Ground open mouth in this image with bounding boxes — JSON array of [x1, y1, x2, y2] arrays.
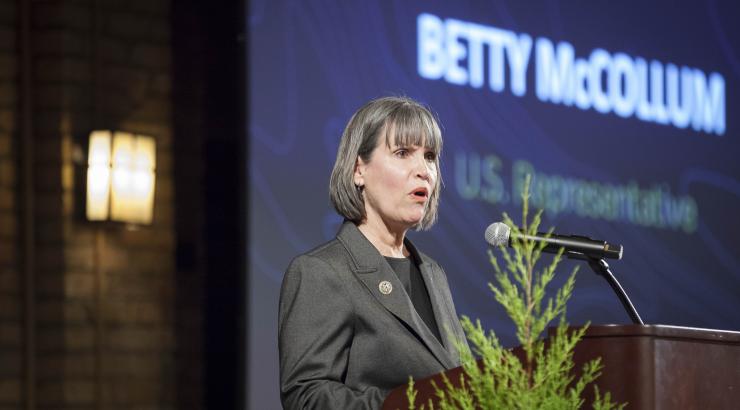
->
[[411, 188, 429, 199]]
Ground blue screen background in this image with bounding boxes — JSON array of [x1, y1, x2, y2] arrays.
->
[[248, 1, 740, 407]]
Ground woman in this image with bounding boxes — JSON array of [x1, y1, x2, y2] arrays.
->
[[278, 96, 468, 409]]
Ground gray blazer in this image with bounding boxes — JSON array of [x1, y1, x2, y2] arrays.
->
[[278, 221, 468, 409]]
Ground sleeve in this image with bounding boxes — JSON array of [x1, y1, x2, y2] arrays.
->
[[278, 254, 385, 410]]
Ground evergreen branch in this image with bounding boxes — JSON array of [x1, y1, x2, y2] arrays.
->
[[406, 174, 623, 410], [406, 377, 417, 410]]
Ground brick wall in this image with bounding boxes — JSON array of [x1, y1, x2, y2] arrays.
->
[[0, 0, 21, 406], [0, 0, 205, 408]]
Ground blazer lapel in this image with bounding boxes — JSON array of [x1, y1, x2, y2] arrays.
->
[[337, 222, 456, 369], [417, 261, 462, 366]]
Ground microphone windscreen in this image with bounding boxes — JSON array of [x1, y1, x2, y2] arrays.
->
[[485, 222, 510, 246]]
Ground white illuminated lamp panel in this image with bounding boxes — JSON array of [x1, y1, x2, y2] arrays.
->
[[86, 130, 156, 225], [130, 134, 156, 225], [110, 132, 156, 225], [86, 130, 112, 221]]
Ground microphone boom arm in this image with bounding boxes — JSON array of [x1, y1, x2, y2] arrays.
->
[[581, 256, 644, 325]]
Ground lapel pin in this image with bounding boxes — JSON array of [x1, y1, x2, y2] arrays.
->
[[378, 280, 393, 295]]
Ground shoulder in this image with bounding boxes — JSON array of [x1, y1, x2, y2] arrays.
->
[[410, 245, 455, 289], [279, 238, 356, 320], [282, 237, 355, 289], [287, 237, 351, 273], [406, 239, 446, 274], [415, 249, 440, 268], [404, 234, 444, 274]]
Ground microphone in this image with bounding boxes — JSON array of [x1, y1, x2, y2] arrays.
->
[[485, 222, 623, 260]]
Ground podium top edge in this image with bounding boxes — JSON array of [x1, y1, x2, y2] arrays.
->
[[572, 324, 740, 342]]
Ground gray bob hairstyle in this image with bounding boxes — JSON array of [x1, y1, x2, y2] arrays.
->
[[329, 96, 443, 230]]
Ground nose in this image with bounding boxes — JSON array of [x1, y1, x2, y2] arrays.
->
[[414, 153, 432, 181]]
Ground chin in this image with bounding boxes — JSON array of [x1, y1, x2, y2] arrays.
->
[[403, 214, 425, 227]]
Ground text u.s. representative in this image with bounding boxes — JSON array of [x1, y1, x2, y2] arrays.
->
[[278, 96, 469, 409]]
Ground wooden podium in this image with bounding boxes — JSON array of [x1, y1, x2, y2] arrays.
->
[[382, 325, 740, 410]]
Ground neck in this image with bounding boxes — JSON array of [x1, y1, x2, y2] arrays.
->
[[357, 217, 408, 258]]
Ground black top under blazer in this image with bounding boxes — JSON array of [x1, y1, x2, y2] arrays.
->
[[278, 221, 469, 409]]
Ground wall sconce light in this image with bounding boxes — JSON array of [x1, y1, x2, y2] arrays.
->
[[86, 130, 156, 225]]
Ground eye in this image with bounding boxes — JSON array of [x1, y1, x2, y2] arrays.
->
[[424, 151, 437, 161], [394, 148, 409, 158]]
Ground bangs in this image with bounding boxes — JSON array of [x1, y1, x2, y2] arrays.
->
[[384, 104, 442, 154]]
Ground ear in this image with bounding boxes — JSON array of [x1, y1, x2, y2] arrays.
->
[[353, 156, 366, 187]]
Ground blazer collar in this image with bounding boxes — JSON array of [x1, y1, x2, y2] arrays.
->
[[336, 221, 457, 369]]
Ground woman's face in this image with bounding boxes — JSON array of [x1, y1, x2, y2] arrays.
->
[[354, 130, 438, 231]]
